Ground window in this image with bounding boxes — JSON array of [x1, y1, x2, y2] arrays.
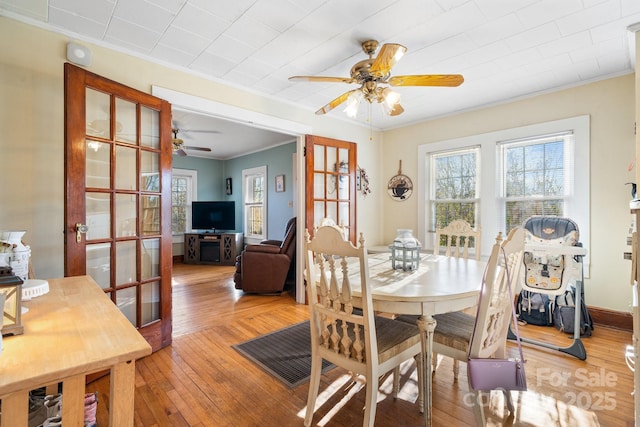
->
[[418, 116, 589, 271], [500, 132, 572, 231], [243, 166, 267, 240], [430, 147, 480, 230], [171, 169, 197, 242]]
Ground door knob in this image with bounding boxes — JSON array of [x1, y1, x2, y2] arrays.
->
[[76, 223, 89, 243]]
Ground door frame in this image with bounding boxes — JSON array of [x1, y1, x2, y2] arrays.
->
[[151, 87, 312, 303]]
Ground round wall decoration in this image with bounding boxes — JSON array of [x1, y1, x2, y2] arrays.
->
[[387, 160, 413, 201]]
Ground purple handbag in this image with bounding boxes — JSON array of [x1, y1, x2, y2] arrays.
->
[[468, 247, 527, 392]]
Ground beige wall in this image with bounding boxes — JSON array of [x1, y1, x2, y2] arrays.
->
[[382, 74, 636, 312], [0, 17, 383, 279], [1, 17, 636, 312]]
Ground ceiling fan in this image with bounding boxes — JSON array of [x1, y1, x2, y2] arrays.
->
[[172, 128, 213, 157], [288, 40, 464, 117]]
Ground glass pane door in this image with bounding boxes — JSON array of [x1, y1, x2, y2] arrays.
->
[[65, 63, 172, 352]]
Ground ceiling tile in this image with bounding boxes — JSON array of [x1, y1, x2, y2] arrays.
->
[[171, 3, 229, 40], [222, 13, 280, 49], [158, 25, 211, 56], [0, 0, 48, 21], [206, 34, 255, 63], [105, 16, 161, 52], [48, 7, 108, 39], [113, 0, 175, 34], [555, 1, 621, 36], [50, 0, 115, 25]]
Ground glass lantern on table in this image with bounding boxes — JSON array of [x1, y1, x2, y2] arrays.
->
[[389, 229, 421, 271]]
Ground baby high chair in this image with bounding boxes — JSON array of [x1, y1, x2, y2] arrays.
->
[[508, 215, 589, 360]]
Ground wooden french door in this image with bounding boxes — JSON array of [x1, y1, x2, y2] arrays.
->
[[64, 63, 173, 352], [305, 135, 357, 243]]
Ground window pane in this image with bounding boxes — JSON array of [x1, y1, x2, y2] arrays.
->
[[247, 205, 263, 235], [431, 148, 479, 230], [503, 136, 567, 232], [140, 106, 160, 149], [115, 97, 136, 143], [142, 238, 160, 280]]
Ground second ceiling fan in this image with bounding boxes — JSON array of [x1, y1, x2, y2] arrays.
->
[[289, 40, 464, 117], [172, 128, 213, 157]]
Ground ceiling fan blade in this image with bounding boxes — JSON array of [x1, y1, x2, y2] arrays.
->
[[174, 148, 187, 157], [388, 74, 464, 87], [315, 90, 358, 115], [183, 146, 212, 152], [369, 43, 407, 77], [289, 76, 355, 84], [181, 129, 221, 134]]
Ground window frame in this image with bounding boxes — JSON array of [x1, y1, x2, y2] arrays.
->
[[429, 146, 481, 231], [171, 168, 197, 244], [418, 115, 590, 273], [242, 165, 267, 241]]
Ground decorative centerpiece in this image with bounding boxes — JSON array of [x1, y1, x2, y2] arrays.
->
[[389, 229, 421, 271], [0, 231, 31, 281]]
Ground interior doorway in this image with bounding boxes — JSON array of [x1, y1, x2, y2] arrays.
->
[[151, 86, 311, 303]]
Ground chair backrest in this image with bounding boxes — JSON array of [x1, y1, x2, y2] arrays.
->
[[468, 227, 525, 359], [521, 215, 582, 295], [434, 219, 481, 260], [280, 217, 297, 258], [523, 216, 579, 242], [304, 225, 376, 369]]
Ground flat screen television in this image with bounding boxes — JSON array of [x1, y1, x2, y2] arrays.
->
[[191, 201, 236, 232]]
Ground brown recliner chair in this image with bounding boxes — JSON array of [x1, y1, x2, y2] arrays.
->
[[233, 217, 296, 293]]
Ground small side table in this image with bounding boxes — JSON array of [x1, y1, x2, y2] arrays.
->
[[0, 275, 151, 427]]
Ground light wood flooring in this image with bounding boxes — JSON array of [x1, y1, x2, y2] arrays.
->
[[88, 263, 635, 426]]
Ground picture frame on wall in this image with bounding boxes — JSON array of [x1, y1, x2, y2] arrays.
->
[[226, 177, 232, 195], [275, 175, 285, 192]]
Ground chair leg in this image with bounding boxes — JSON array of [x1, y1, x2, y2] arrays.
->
[[467, 376, 487, 426], [304, 354, 323, 427], [363, 375, 378, 427], [453, 359, 459, 380], [392, 366, 400, 399], [470, 390, 487, 426], [503, 389, 515, 414], [432, 352, 438, 371], [416, 354, 425, 414]]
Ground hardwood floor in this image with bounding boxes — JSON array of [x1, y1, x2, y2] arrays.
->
[[88, 263, 635, 426]]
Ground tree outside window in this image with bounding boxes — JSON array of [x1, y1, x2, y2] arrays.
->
[[430, 148, 480, 248], [501, 134, 570, 232]]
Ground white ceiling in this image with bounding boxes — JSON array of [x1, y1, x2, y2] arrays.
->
[[2, 0, 640, 159]]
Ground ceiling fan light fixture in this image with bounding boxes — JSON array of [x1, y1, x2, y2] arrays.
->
[[343, 90, 363, 118], [382, 87, 401, 106]]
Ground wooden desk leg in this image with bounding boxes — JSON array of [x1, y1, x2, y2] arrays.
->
[[62, 374, 85, 426], [416, 315, 437, 427], [1, 390, 29, 427], [110, 360, 136, 427]]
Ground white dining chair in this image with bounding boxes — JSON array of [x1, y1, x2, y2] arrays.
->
[[303, 225, 424, 427], [435, 219, 481, 260], [432, 227, 526, 425]]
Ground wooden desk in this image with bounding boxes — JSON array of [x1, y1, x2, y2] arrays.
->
[[353, 253, 485, 427], [0, 275, 152, 427]]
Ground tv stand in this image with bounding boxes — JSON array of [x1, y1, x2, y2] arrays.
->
[[184, 232, 243, 265]]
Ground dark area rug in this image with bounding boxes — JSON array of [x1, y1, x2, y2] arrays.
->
[[232, 320, 335, 389]]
